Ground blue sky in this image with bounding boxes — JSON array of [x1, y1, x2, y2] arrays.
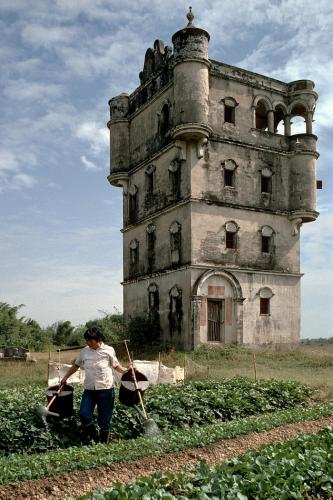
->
[[0, 0, 332, 338]]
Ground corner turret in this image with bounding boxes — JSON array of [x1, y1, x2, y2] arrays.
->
[[107, 93, 130, 187], [171, 7, 212, 140]]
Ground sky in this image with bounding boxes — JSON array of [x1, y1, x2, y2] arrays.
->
[[0, 0, 332, 338]]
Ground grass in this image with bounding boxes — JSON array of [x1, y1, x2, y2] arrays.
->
[[1, 344, 333, 398]]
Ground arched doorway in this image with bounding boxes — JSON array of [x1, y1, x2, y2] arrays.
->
[[191, 270, 244, 348]]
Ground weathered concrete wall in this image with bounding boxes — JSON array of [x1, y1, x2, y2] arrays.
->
[[189, 267, 301, 346], [124, 143, 189, 226], [191, 203, 300, 273], [123, 268, 192, 348], [129, 86, 174, 167], [123, 203, 191, 279], [240, 271, 301, 345], [191, 140, 290, 212]]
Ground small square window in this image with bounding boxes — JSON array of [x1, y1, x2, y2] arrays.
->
[[224, 105, 235, 124], [260, 297, 270, 315], [226, 231, 236, 249]]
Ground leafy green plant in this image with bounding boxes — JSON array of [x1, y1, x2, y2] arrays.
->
[[0, 378, 313, 456], [0, 402, 332, 485], [83, 427, 333, 499]]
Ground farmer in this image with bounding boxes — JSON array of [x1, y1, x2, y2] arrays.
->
[[60, 326, 127, 444]]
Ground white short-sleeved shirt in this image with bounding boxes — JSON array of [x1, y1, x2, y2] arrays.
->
[[75, 343, 119, 390]]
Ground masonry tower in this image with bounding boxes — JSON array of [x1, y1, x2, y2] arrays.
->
[[108, 9, 319, 349]]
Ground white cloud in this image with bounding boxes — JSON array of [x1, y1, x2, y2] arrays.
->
[[3, 79, 65, 102], [21, 24, 78, 48], [0, 148, 37, 191], [0, 149, 19, 172], [81, 155, 101, 171], [76, 122, 108, 155], [12, 173, 36, 189]]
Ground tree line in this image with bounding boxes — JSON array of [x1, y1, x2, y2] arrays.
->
[[0, 302, 161, 351]]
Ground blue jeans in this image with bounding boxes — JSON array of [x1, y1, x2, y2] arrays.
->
[[79, 388, 115, 432]]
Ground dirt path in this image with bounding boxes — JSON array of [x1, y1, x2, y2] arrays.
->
[[0, 416, 332, 500]]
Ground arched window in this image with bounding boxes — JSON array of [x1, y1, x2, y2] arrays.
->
[[290, 103, 307, 135], [148, 283, 159, 324], [274, 105, 286, 135], [258, 287, 274, 315], [169, 285, 182, 336], [129, 239, 139, 276], [222, 159, 237, 187], [145, 164, 156, 197], [169, 221, 181, 266], [222, 97, 238, 124], [169, 159, 181, 200], [255, 99, 269, 130], [159, 103, 170, 143], [225, 221, 238, 250], [260, 226, 274, 253], [260, 167, 273, 194], [146, 223, 156, 273], [128, 184, 138, 223]]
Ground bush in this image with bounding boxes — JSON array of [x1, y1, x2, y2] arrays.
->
[[126, 314, 161, 348]]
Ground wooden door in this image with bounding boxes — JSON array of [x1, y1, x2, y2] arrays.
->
[[207, 300, 225, 341]]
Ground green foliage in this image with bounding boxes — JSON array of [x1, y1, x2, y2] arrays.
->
[[0, 402, 332, 485], [302, 337, 333, 345], [0, 378, 313, 456], [85, 427, 333, 499], [86, 313, 125, 344], [0, 302, 52, 351], [51, 321, 75, 346], [126, 314, 161, 348]]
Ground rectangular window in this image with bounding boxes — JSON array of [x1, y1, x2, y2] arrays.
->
[[226, 231, 236, 249], [261, 235, 270, 253], [147, 172, 154, 196], [207, 300, 224, 341], [170, 169, 181, 200], [260, 297, 270, 315], [261, 175, 271, 193], [129, 193, 138, 223], [129, 247, 139, 276], [147, 232, 155, 273], [224, 105, 234, 124], [224, 169, 234, 187]]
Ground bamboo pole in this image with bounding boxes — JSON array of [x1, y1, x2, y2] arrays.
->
[[158, 352, 161, 383], [252, 352, 257, 382]]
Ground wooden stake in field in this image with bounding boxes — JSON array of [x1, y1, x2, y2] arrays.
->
[[252, 352, 257, 382]]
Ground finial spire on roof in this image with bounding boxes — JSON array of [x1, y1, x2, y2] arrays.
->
[[186, 6, 194, 27]]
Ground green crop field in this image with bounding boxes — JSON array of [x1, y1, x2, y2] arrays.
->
[[0, 344, 332, 497]]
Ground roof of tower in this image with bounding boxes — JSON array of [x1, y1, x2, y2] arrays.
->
[[186, 6, 195, 27], [172, 6, 210, 44]]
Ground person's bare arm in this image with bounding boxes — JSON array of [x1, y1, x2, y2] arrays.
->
[[114, 363, 127, 374], [60, 364, 80, 385]]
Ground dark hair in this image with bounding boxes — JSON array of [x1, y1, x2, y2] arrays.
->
[[84, 326, 104, 342]]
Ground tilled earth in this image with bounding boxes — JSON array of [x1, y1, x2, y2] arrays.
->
[[0, 416, 332, 500]]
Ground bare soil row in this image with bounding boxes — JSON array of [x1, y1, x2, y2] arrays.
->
[[0, 415, 332, 500]]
